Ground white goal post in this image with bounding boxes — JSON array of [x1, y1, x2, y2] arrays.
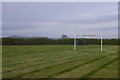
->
[[74, 24, 103, 52]]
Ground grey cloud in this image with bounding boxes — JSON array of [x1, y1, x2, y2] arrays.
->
[[2, 2, 118, 38]]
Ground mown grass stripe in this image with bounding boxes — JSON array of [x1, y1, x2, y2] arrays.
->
[[3, 45, 73, 64], [81, 57, 118, 78], [3, 51, 91, 74], [14, 55, 90, 77], [3, 50, 74, 66], [46, 53, 116, 78], [16, 53, 115, 78]]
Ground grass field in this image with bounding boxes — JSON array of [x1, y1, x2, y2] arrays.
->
[[2, 45, 118, 78]]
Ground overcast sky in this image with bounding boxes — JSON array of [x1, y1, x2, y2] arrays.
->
[[2, 2, 118, 38]]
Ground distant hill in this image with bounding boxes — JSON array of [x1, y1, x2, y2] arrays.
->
[[7, 35, 29, 38], [6, 35, 48, 38]]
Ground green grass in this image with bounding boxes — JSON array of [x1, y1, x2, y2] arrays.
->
[[2, 45, 118, 78]]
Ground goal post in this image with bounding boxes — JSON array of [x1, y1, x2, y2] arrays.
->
[[74, 24, 76, 51], [74, 36, 76, 51], [73, 24, 103, 52], [101, 24, 103, 52]]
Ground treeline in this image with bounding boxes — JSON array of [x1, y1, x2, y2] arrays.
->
[[2, 38, 73, 45], [2, 38, 119, 45]]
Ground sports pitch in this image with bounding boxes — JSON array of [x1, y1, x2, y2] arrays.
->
[[2, 45, 118, 78]]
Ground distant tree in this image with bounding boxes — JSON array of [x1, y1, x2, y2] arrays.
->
[[61, 34, 68, 39]]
